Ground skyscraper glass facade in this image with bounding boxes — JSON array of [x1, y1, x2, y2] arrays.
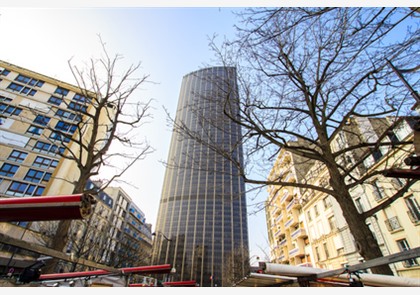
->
[[152, 67, 249, 287]]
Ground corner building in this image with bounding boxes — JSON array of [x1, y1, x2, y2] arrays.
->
[[152, 67, 249, 286]]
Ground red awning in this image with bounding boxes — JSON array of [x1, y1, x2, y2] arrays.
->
[[0, 194, 96, 222]]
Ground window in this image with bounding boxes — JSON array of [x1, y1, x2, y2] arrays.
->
[[315, 246, 321, 261], [372, 180, 386, 201], [54, 86, 69, 96], [33, 156, 58, 169], [307, 210, 312, 222], [323, 196, 332, 209], [27, 125, 44, 136], [0, 96, 12, 103], [33, 115, 51, 126], [68, 102, 87, 113], [370, 147, 383, 162], [387, 130, 399, 145], [7, 82, 23, 92], [0, 163, 19, 177], [73, 93, 89, 103], [24, 169, 51, 183], [50, 131, 71, 143], [48, 95, 63, 106], [0, 69, 10, 76], [7, 82, 37, 96], [55, 120, 77, 134], [55, 109, 81, 121], [405, 195, 420, 223], [0, 103, 22, 116], [328, 216, 337, 231], [397, 239, 418, 268], [15, 74, 44, 87], [323, 242, 330, 259], [355, 197, 364, 213], [314, 204, 319, 216], [8, 150, 28, 162], [33, 140, 64, 155], [6, 181, 45, 197]]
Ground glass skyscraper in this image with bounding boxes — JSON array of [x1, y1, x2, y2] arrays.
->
[[152, 67, 249, 287]]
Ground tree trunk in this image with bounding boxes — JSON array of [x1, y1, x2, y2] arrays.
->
[[42, 219, 72, 273], [43, 182, 86, 274], [328, 166, 394, 275]]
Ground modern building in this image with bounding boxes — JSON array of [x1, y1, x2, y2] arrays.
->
[[152, 67, 249, 287], [0, 60, 152, 276]]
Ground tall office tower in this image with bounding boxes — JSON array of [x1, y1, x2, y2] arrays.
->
[[152, 67, 249, 287]]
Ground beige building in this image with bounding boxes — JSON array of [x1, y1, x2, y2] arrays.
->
[[0, 60, 96, 272], [0, 61, 152, 276], [266, 146, 314, 266], [266, 116, 420, 278]]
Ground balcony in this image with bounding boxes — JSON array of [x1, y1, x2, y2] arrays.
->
[[279, 252, 289, 263], [280, 190, 292, 204], [275, 212, 284, 223], [271, 206, 281, 217], [286, 197, 301, 211], [407, 210, 420, 224], [274, 228, 282, 238], [279, 238, 287, 247], [289, 244, 305, 258], [284, 171, 296, 183], [285, 217, 298, 229], [284, 210, 299, 229], [384, 216, 403, 232], [291, 228, 307, 240]]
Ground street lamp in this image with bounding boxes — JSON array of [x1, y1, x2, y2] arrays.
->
[[249, 255, 260, 267], [151, 231, 172, 265], [152, 231, 172, 242], [152, 231, 174, 282]]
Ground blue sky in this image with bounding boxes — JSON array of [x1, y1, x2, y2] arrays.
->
[[0, 6, 271, 260]]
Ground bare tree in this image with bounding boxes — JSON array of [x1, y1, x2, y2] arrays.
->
[[42, 38, 154, 272], [222, 246, 250, 286], [169, 8, 419, 275]]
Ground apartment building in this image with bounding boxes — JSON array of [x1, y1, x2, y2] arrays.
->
[[104, 187, 153, 268], [0, 60, 152, 274], [266, 116, 420, 278], [266, 145, 314, 266], [0, 60, 97, 272]]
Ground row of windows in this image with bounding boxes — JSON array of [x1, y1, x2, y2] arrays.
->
[[1, 102, 78, 129], [7, 82, 37, 96], [0, 103, 22, 116], [0, 178, 45, 197], [0, 95, 12, 103], [2, 68, 88, 116], [15, 74, 44, 88], [0, 163, 52, 182], [33, 140, 65, 155]]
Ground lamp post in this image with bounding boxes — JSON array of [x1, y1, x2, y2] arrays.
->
[[152, 231, 172, 242], [249, 255, 260, 268], [151, 231, 173, 283], [152, 231, 172, 264]]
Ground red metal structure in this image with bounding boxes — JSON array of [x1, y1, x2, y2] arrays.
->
[[37, 264, 172, 281], [162, 280, 197, 287], [0, 194, 96, 222]]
